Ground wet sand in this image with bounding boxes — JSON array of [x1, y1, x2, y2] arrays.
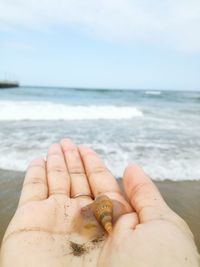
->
[[0, 169, 200, 252]]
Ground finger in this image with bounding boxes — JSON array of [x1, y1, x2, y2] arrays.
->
[[78, 146, 120, 195], [18, 158, 48, 207], [79, 146, 132, 211], [47, 143, 70, 196], [114, 212, 139, 232], [123, 164, 170, 222], [60, 139, 92, 199]]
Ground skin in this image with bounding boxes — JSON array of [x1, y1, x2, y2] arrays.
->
[[0, 139, 199, 267]]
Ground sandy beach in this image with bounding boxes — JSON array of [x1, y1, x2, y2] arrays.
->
[[0, 169, 200, 252]]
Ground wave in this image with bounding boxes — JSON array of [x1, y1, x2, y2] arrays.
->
[[0, 101, 143, 120], [145, 90, 161, 96], [0, 145, 200, 181]]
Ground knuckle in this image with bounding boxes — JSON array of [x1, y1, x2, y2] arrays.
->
[[89, 166, 110, 176], [69, 166, 85, 175], [49, 189, 67, 195], [47, 153, 63, 162], [24, 176, 46, 186], [130, 182, 152, 198], [48, 166, 66, 174]]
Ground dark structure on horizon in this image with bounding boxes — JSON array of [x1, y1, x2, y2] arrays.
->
[[0, 81, 19, 88]]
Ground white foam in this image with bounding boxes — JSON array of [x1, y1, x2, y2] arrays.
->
[[86, 143, 200, 181], [0, 143, 200, 181], [0, 152, 30, 172], [0, 101, 143, 120], [145, 91, 161, 95]]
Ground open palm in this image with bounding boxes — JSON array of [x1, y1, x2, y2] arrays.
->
[[0, 140, 199, 267]]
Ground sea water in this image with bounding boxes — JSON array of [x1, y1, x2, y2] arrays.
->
[[0, 86, 200, 181]]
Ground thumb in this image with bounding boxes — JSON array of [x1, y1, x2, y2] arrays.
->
[[123, 164, 170, 223]]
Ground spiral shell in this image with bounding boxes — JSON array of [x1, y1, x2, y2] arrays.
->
[[92, 195, 113, 234]]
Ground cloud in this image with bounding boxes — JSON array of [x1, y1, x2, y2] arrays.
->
[[3, 40, 34, 51], [0, 0, 200, 52]]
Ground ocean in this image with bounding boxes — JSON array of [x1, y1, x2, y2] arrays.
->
[[0, 86, 200, 181]]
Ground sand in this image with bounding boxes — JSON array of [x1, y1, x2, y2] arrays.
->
[[0, 169, 199, 252]]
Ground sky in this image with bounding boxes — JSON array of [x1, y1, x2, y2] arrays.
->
[[0, 0, 200, 90]]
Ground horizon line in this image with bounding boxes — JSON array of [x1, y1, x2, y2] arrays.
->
[[22, 85, 165, 91], [20, 84, 200, 92]]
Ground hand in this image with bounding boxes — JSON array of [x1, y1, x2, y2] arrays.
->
[[0, 140, 199, 267], [100, 164, 200, 267], [0, 139, 132, 267]]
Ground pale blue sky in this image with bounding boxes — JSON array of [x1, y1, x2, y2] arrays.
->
[[0, 0, 200, 90]]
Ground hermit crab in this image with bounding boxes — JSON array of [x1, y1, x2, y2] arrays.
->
[[91, 195, 113, 234]]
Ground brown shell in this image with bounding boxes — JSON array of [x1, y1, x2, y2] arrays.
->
[[92, 195, 113, 234]]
